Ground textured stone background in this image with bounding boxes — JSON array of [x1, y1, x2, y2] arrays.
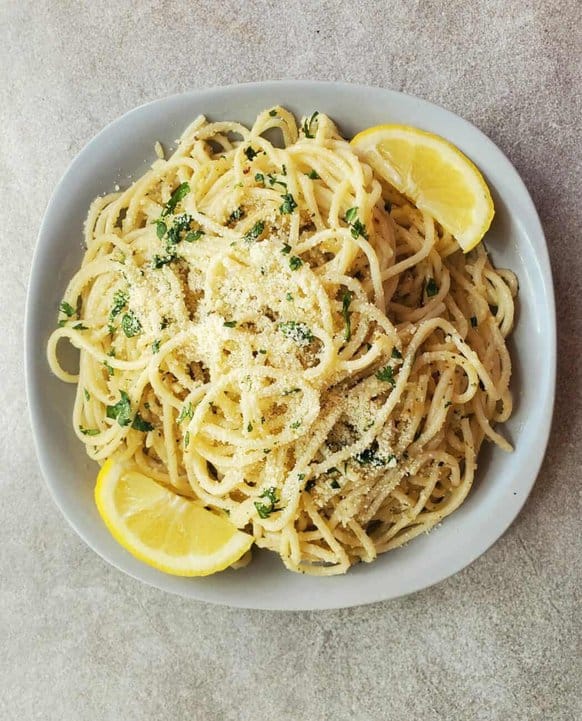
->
[[1, 1, 581, 719]]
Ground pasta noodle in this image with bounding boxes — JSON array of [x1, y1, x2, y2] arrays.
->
[[47, 107, 517, 575]]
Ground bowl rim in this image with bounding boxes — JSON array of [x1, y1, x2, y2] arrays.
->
[[25, 80, 556, 609]]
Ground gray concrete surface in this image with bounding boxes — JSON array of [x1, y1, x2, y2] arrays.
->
[[1, 1, 581, 719]]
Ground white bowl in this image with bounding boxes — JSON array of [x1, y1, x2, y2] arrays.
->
[[25, 81, 556, 610]]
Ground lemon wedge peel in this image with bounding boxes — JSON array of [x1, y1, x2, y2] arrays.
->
[[95, 458, 253, 576], [351, 124, 494, 252]]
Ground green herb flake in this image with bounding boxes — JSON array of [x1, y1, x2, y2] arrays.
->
[[281, 243, 292, 255], [426, 278, 439, 297], [341, 290, 353, 342], [106, 390, 132, 427], [254, 487, 282, 519], [177, 402, 194, 424], [59, 301, 75, 317], [306, 169, 320, 179], [258, 349, 267, 354], [302, 111, 319, 138], [247, 422, 253, 432], [109, 289, 128, 321], [79, 426, 99, 436], [345, 207, 359, 223], [269, 109, 277, 117], [132, 413, 154, 432], [289, 255, 303, 271], [330, 479, 341, 489], [350, 218, 368, 239], [376, 365, 396, 385], [286, 292, 293, 301], [279, 193, 297, 214], [282, 387, 300, 396], [228, 206, 245, 225], [223, 320, 237, 328], [83, 388, 90, 401], [154, 220, 167, 239], [73, 323, 88, 330], [121, 311, 142, 337], [243, 220, 265, 243], [103, 360, 114, 377], [445, 400, 452, 408], [244, 146, 259, 161], [297, 473, 306, 480], [278, 320, 313, 346], [151, 339, 160, 353], [290, 420, 301, 429], [281, 164, 287, 176], [184, 229, 204, 242], [184, 431, 190, 448], [354, 441, 386, 467], [391, 347, 403, 359], [255, 172, 265, 184], [161, 182, 190, 217]]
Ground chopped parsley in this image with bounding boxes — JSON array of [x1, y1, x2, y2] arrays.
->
[[282, 387, 301, 395], [161, 182, 190, 217], [290, 420, 301, 429], [279, 193, 297, 214], [470, 316, 478, 327], [376, 365, 396, 385], [267, 173, 287, 188], [132, 413, 154, 432], [344, 207, 368, 239], [106, 390, 132, 427], [244, 146, 259, 161], [255, 172, 265, 184], [243, 220, 265, 243], [83, 388, 90, 401], [247, 422, 253, 432], [302, 110, 319, 138], [426, 278, 439, 297], [177, 402, 194, 424], [286, 292, 293, 301], [121, 311, 142, 337], [354, 441, 386, 467], [278, 320, 313, 346], [289, 255, 303, 271], [184, 431, 190, 448], [184, 229, 204, 242], [73, 323, 88, 330], [109, 289, 128, 321], [223, 320, 237, 328], [103, 360, 114, 377], [59, 300, 75, 317], [281, 243, 292, 255], [306, 169, 320, 179], [341, 290, 353, 342], [79, 426, 99, 436], [254, 487, 282, 518], [151, 339, 160, 353], [228, 206, 245, 225], [154, 219, 167, 239]]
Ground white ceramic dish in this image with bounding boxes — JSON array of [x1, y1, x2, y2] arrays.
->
[[25, 81, 555, 610]]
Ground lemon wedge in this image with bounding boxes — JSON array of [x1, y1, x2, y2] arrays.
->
[[94, 459, 253, 576], [351, 124, 494, 252]]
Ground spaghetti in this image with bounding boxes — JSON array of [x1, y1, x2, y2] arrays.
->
[[47, 107, 517, 575]]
